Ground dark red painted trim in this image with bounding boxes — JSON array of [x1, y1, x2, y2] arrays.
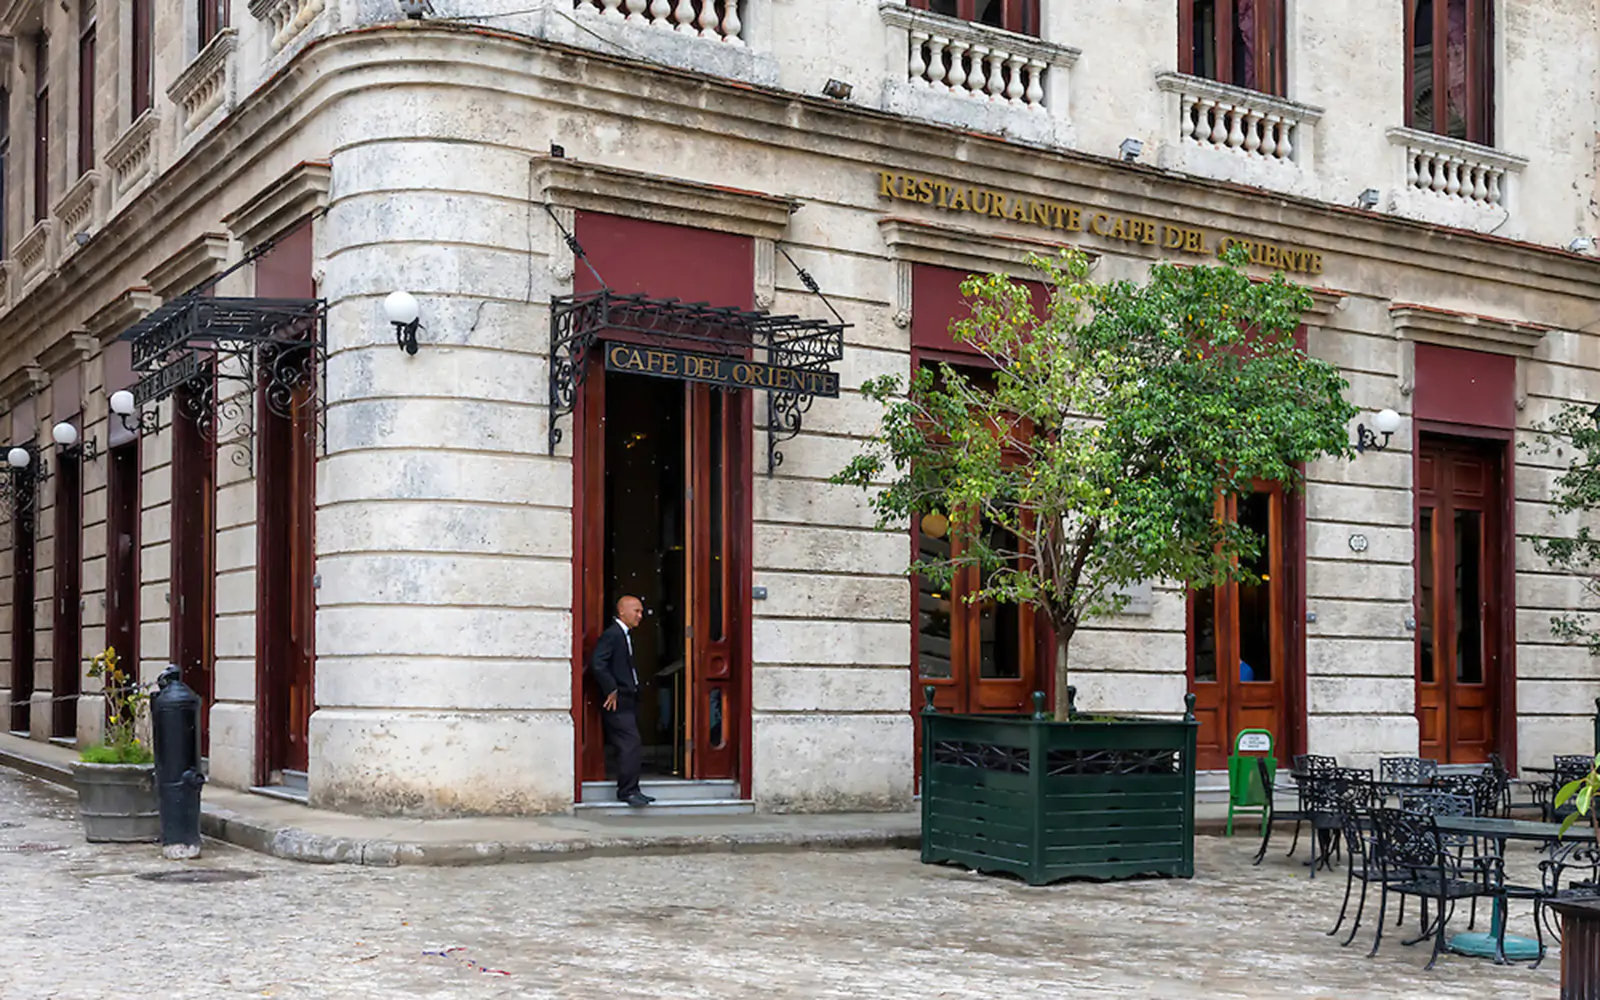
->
[[736, 389, 754, 800]]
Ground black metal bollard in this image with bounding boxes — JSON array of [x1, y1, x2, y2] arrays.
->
[[151, 664, 206, 859]]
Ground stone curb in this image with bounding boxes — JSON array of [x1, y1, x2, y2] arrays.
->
[[2, 742, 920, 867]]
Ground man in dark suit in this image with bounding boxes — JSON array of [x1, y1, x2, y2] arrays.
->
[[591, 595, 654, 807]]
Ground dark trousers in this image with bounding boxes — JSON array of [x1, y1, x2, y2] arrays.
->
[[601, 700, 642, 799]]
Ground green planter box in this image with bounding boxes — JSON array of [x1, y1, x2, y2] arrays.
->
[[921, 691, 1198, 885]]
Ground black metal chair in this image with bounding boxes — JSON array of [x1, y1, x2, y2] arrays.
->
[[1253, 755, 1311, 866], [1327, 788, 1382, 945], [1532, 755, 1593, 824], [1367, 807, 1522, 970], [1433, 771, 1502, 825], [1398, 790, 1476, 931], [1380, 756, 1439, 786], [1537, 843, 1600, 944], [1308, 768, 1374, 875]]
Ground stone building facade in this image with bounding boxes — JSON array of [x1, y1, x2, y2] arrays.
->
[[0, 0, 1597, 816]]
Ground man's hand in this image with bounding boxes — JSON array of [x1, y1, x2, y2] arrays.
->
[[603, 691, 618, 712]]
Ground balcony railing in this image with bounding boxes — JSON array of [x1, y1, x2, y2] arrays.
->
[[1156, 73, 1321, 164], [573, 0, 744, 44], [1386, 127, 1526, 209], [880, 4, 1076, 112]]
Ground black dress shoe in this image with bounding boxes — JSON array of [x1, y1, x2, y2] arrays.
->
[[624, 794, 652, 808], [640, 793, 657, 803]]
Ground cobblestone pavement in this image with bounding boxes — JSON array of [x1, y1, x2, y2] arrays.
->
[[0, 768, 1560, 999]]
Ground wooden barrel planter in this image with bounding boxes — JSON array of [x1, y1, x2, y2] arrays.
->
[[920, 689, 1198, 885], [1548, 900, 1600, 999]]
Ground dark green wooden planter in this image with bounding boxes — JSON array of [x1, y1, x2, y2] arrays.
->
[[921, 688, 1198, 885]]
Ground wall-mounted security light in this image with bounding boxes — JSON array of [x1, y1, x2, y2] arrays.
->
[[1355, 408, 1402, 453], [1570, 236, 1595, 253], [109, 389, 158, 434], [822, 79, 854, 100], [52, 420, 98, 461], [1119, 138, 1144, 163], [398, 0, 432, 18], [1356, 188, 1381, 210]]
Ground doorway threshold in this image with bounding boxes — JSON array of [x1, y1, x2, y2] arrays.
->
[[250, 768, 309, 805], [577, 778, 753, 817]]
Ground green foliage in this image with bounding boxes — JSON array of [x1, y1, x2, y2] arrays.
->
[[78, 741, 154, 765], [1555, 754, 1600, 838], [834, 246, 1357, 716], [1526, 404, 1600, 656], [82, 647, 152, 764]]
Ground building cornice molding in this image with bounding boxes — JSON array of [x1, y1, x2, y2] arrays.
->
[[222, 160, 331, 248], [0, 363, 44, 412], [878, 215, 1094, 277], [1390, 303, 1550, 357], [84, 286, 161, 345], [536, 157, 796, 241], [37, 332, 97, 374], [145, 232, 231, 299]]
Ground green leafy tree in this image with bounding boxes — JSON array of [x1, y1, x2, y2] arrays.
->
[[834, 247, 1357, 720], [1527, 404, 1600, 835]]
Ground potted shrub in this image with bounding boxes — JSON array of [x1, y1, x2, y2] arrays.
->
[[72, 647, 158, 843], [836, 247, 1356, 883]]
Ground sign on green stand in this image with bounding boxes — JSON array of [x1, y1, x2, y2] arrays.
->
[[1227, 729, 1276, 837]]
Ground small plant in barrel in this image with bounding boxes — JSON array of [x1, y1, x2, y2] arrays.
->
[[835, 246, 1357, 717], [81, 646, 153, 765]]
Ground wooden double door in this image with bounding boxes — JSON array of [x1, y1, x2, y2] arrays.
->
[[1416, 435, 1504, 764], [1190, 487, 1292, 771], [577, 360, 746, 788]]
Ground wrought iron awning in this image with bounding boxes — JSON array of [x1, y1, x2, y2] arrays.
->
[[115, 294, 328, 473], [548, 289, 847, 473]]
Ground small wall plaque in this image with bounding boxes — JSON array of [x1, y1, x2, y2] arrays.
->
[[751, 586, 768, 600]]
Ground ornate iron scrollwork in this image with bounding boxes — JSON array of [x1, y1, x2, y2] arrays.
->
[[546, 290, 847, 473]]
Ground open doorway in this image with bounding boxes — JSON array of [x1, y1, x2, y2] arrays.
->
[[577, 362, 744, 793]]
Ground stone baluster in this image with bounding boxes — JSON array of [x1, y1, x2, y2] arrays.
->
[[672, 0, 696, 31], [926, 37, 949, 91], [1224, 105, 1244, 149], [985, 50, 1006, 100], [1487, 170, 1503, 205], [698, 0, 718, 37], [624, 0, 646, 23], [966, 45, 990, 95], [1179, 94, 1196, 141], [1445, 157, 1462, 197], [945, 39, 970, 92], [1405, 150, 1420, 188], [721, 0, 741, 43], [1208, 102, 1229, 145], [600, 0, 624, 18], [1004, 54, 1026, 104], [1024, 58, 1045, 107], [1193, 99, 1214, 142], [649, 0, 670, 25], [908, 32, 929, 86], [1469, 165, 1487, 202], [1271, 116, 1290, 160], [1429, 155, 1447, 192], [1242, 109, 1262, 154]]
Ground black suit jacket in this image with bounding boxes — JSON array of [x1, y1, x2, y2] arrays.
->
[[590, 621, 638, 701]]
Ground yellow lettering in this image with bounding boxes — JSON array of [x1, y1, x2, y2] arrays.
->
[[1140, 218, 1159, 245], [918, 178, 935, 204], [1090, 213, 1111, 236], [608, 345, 630, 369], [950, 187, 970, 212], [1030, 202, 1050, 227], [935, 181, 952, 208], [1309, 252, 1324, 275], [879, 172, 896, 199], [1263, 246, 1280, 268], [1186, 230, 1208, 254], [1010, 198, 1029, 223], [989, 191, 1007, 218], [1065, 207, 1083, 232], [1163, 225, 1184, 250], [1110, 217, 1128, 241]]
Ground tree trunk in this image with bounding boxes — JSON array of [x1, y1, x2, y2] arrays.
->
[[1053, 628, 1072, 722]]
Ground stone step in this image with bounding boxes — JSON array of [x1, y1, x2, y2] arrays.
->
[[580, 779, 738, 803], [250, 783, 308, 805], [574, 798, 756, 818]]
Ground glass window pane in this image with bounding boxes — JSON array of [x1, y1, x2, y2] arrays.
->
[[1455, 509, 1483, 683], [1419, 507, 1435, 684], [1193, 586, 1218, 683], [1236, 492, 1273, 682], [1411, 0, 1436, 133], [1193, 0, 1218, 81], [1445, 0, 1468, 139], [1233, 0, 1257, 90], [978, 516, 1021, 679], [917, 513, 953, 680]]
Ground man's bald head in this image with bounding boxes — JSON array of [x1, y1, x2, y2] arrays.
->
[[616, 595, 644, 628]]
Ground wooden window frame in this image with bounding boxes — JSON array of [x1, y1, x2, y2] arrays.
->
[[77, 15, 94, 178], [32, 33, 48, 225], [1177, 0, 1287, 98], [908, 0, 1041, 36], [1403, 0, 1494, 146], [131, 0, 152, 117], [199, 0, 228, 48]]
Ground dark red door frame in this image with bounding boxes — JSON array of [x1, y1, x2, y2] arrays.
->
[[1412, 420, 1516, 770], [9, 472, 35, 733], [104, 441, 140, 690], [51, 450, 82, 740]]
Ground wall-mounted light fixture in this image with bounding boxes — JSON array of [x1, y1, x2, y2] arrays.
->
[[109, 389, 159, 434], [1355, 408, 1402, 453], [384, 290, 421, 356], [8, 442, 47, 483], [822, 79, 854, 100], [1356, 188, 1381, 210], [1571, 236, 1596, 254], [52, 421, 98, 461], [1119, 138, 1144, 163]]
